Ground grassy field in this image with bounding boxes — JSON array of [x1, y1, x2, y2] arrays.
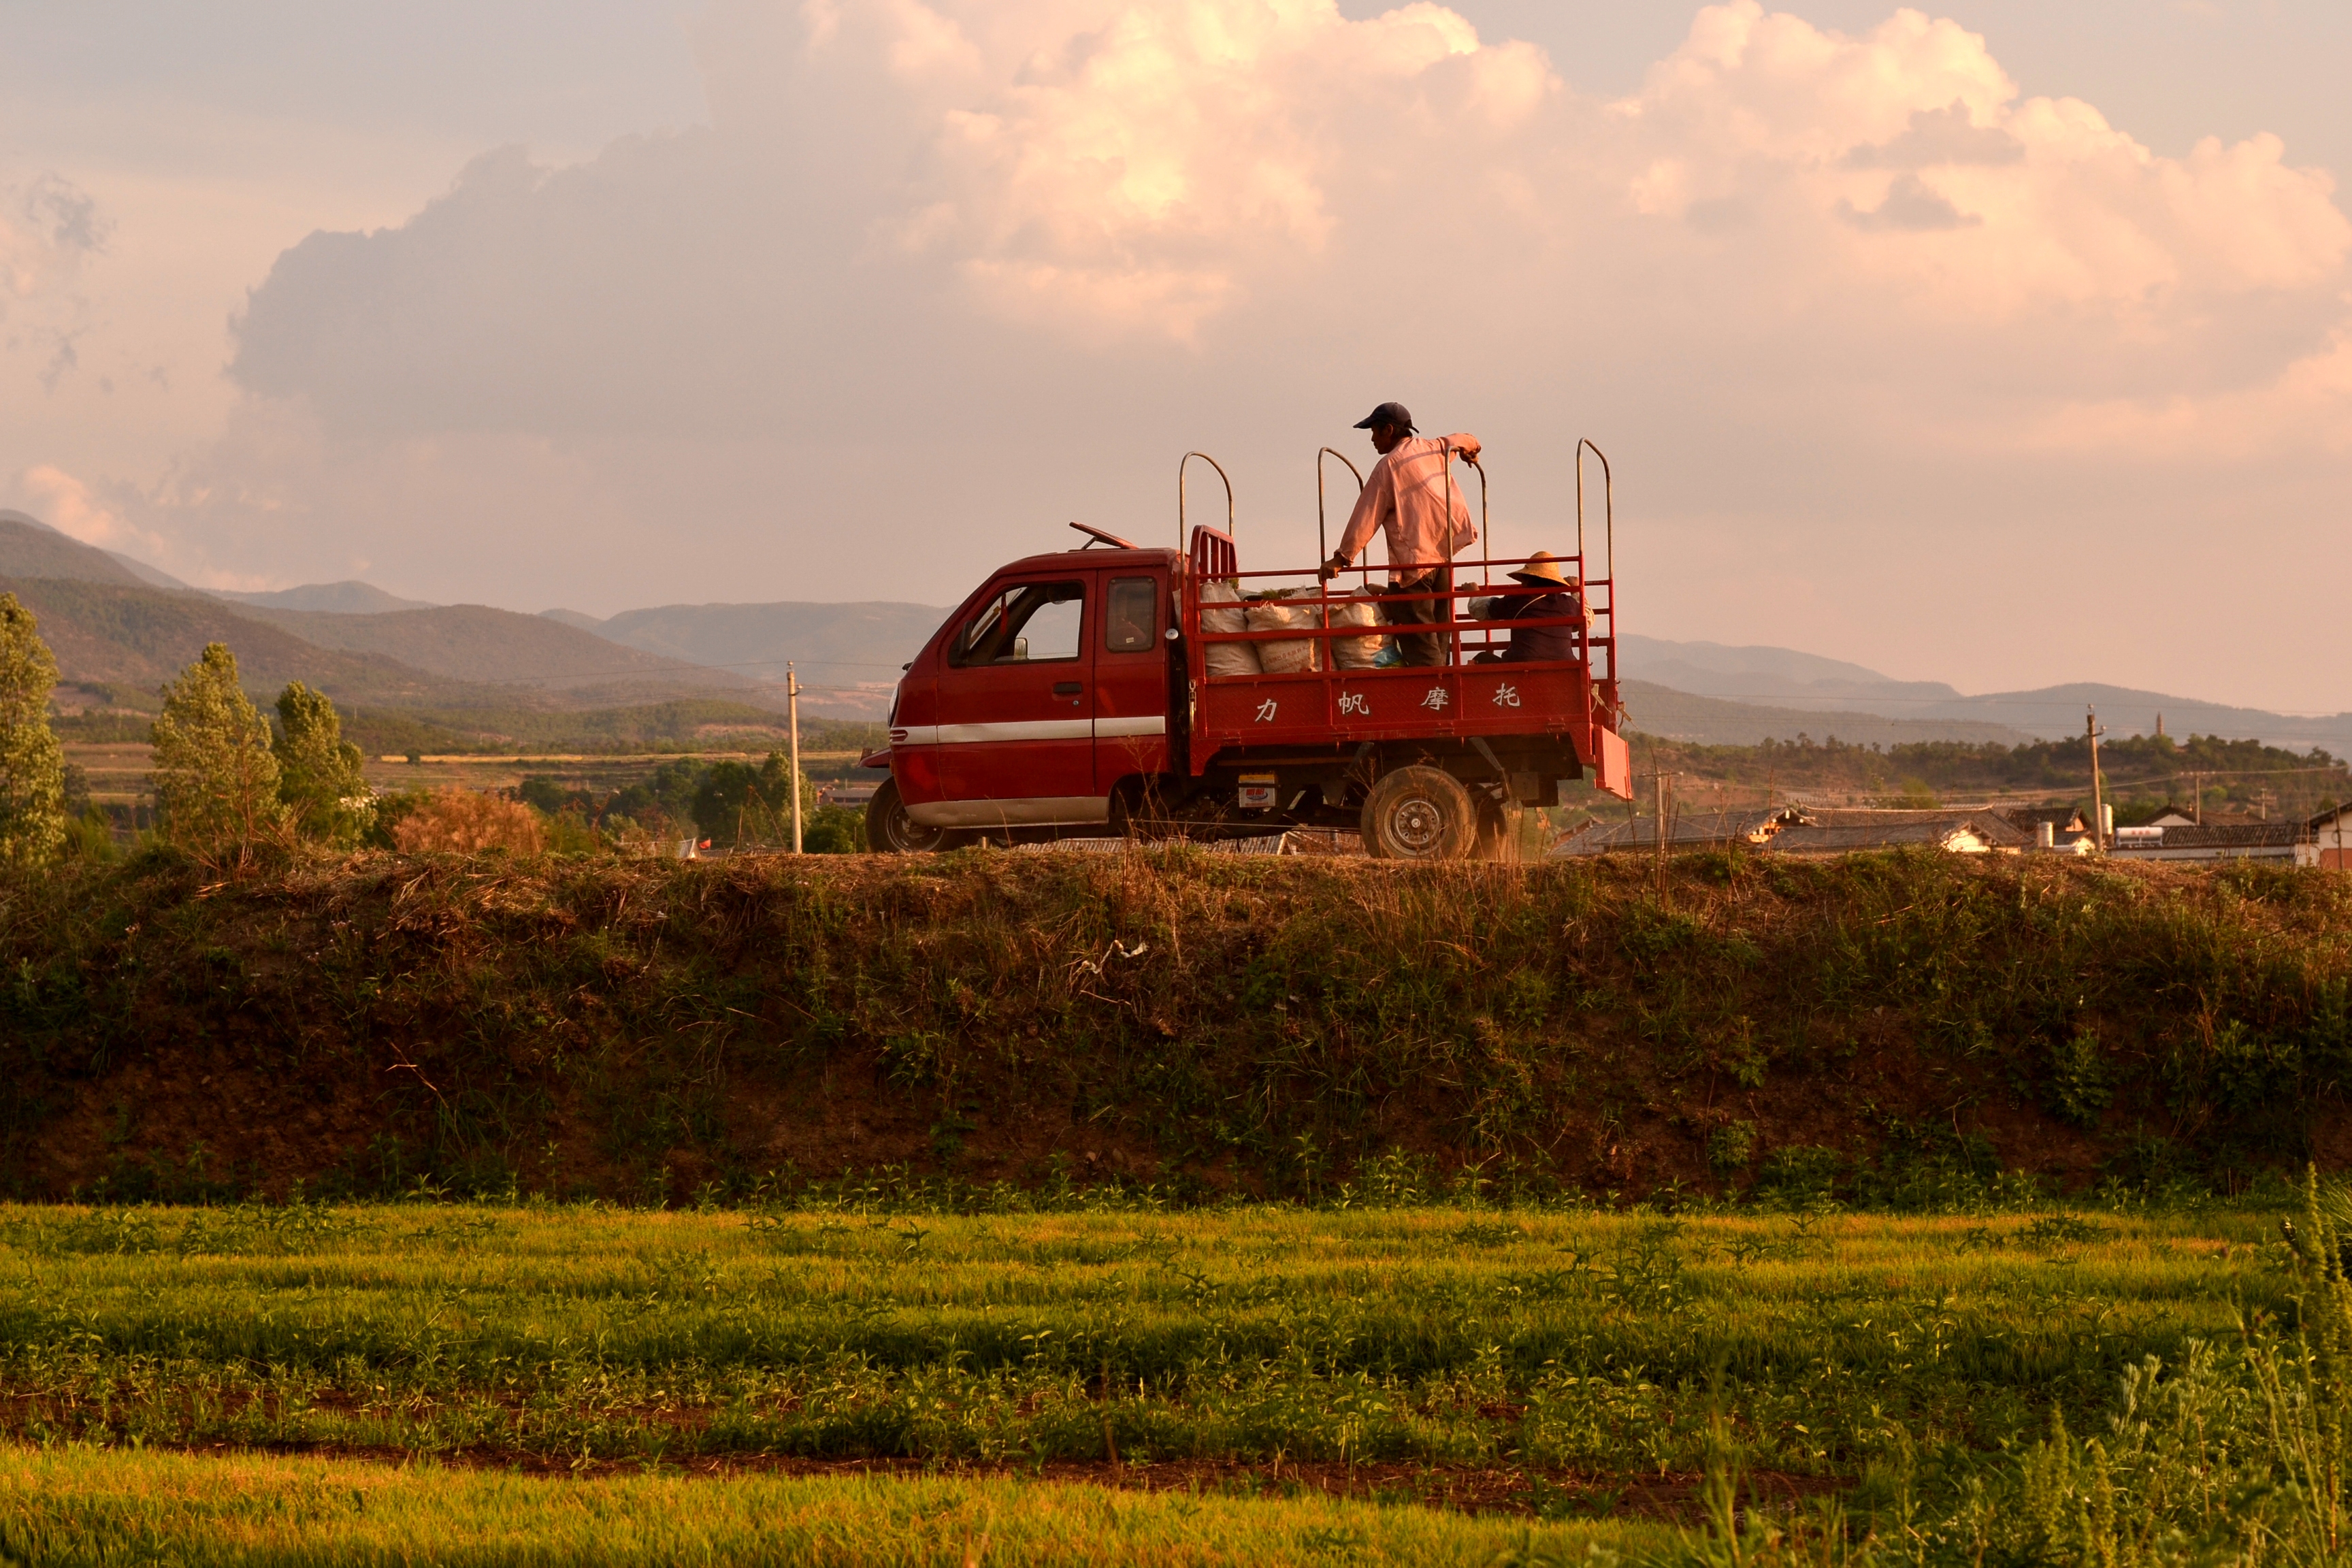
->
[[3, 1194, 2340, 1563], [0, 1446, 1669, 1567]]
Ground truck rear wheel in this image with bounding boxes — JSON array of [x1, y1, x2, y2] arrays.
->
[[1361, 766, 1477, 860], [866, 777, 966, 853]]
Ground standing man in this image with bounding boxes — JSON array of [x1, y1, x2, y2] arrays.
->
[[1318, 402, 1480, 667]]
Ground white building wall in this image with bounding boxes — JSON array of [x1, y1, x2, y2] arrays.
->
[[2315, 811, 2352, 870]]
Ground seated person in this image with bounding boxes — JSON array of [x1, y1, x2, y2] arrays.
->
[[1469, 551, 1587, 664]]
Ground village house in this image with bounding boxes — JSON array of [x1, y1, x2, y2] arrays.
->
[[2108, 819, 2315, 866], [2307, 804, 2352, 870]]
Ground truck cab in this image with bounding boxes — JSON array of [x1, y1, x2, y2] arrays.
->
[[877, 545, 1179, 842]]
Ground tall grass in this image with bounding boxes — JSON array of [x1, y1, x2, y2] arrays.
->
[[1655, 1174, 2352, 1565], [0, 1446, 1676, 1566]]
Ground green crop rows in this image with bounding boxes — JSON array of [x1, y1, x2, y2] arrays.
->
[[7, 1192, 2351, 1563]]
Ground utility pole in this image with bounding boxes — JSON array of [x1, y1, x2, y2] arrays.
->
[[1645, 769, 1676, 849], [2189, 770, 2203, 826], [2087, 707, 2107, 853], [787, 662, 804, 855]]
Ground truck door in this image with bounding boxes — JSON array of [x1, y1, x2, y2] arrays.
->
[[932, 575, 1101, 822], [1093, 568, 1171, 791]]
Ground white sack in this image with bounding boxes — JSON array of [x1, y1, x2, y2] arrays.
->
[[1327, 591, 1389, 670], [1198, 579, 1262, 678], [1247, 592, 1323, 674]]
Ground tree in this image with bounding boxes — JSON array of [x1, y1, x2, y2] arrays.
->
[[0, 593, 67, 868], [273, 681, 370, 845], [691, 752, 819, 847], [150, 642, 285, 856]]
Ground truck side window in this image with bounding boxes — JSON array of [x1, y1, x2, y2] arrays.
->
[[951, 581, 1086, 666], [1105, 577, 1156, 652]]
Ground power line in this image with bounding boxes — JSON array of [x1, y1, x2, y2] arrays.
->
[[392, 653, 909, 691]]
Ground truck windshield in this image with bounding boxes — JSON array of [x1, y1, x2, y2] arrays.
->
[[952, 581, 1085, 666]]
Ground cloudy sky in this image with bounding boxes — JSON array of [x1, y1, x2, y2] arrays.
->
[[3, 1, 2348, 711]]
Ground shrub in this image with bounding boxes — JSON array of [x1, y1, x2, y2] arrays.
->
[[804, 802, 865, 854], [363, 788, 429, 850], [60, 806, 118, 862], [148, 642, 286, 860], [2047, 1028, 2113, 1128], [1756, 1145, 1844, 1206], [390, 788, 545, 854], [0, 592, 67, 868]]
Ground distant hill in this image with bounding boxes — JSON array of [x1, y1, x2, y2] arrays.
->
[[1619, 680, 2031, 749], [1901, 683, 2351, 757], [218, 602, 762, 706], [212, 581, 436, 613], [101, 551, 192, 590], [1619, 634, 1965, 713], [0, 512, 152, 587], [538, 608, 604, 633], [557, 600, 949, 686], [1619, 634, 2352, 755], [1, 576, 471, 708], [1, 569, 764, 718], [12, 505, 2336, 750]]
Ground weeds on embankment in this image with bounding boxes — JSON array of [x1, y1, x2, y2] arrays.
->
[[1, 846, 2348, 1203]]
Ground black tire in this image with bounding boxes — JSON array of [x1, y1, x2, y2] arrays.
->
[[866, 777, 964, 854], [1360, 765, 1478, 860]]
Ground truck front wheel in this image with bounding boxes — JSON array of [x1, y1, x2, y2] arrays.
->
[[866, 777, 966, 853], [1361, 766, 1477, 860]]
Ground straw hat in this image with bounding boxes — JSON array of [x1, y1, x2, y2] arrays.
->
[[1507, 551, 1574, 587]]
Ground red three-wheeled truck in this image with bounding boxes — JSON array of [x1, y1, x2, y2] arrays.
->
[[860, 442, 1635, 860]]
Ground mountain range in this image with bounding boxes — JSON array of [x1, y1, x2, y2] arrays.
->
[[2, 509, 2342, 752], [1616, 635, 2352, 754]]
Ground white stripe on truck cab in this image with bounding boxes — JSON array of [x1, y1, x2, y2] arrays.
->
[[889, 716, 1164, 746]]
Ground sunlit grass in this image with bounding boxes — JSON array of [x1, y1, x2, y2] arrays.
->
[[0, 1201, 2287, 1482], [5, 1196, 2345, 1565], [2, 1443, 1671, 1566]]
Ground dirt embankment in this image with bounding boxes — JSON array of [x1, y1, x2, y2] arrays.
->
[[2, 848, 2347, 1203]]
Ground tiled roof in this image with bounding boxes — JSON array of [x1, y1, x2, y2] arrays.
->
[[2112, 821, 2304, 851], [2003, 806, 2085, 832], [1797, 808, 2029, 847]]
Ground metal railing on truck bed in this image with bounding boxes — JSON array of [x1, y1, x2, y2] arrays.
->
[[1173, 442, 1627, 797]]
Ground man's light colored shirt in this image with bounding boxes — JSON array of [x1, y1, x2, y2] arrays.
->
[[1335, 434, 1479, 578]]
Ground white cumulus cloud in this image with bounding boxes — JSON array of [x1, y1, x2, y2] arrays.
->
[[32, 0, 2352, 708]]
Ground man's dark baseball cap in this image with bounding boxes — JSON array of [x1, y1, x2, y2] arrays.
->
[[1352, 402, 1414, 432]]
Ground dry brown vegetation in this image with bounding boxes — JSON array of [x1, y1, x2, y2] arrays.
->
[[389, 787, 546, 854]]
